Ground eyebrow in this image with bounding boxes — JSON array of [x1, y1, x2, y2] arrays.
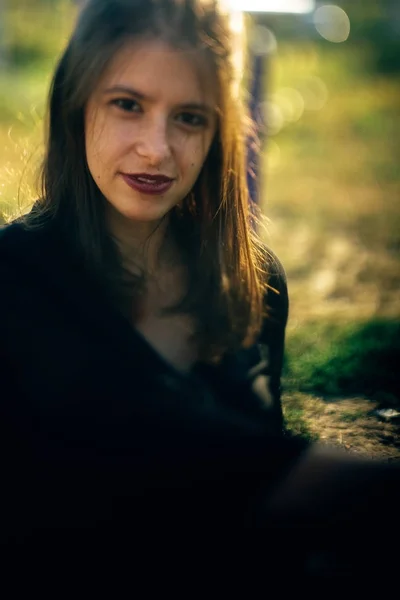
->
[[103, 85, 215, 114]]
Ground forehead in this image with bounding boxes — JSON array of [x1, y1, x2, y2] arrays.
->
[[97, 38, 218, 106]]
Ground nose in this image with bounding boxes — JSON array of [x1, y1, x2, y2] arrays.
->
[[135, 118, 172, 167]]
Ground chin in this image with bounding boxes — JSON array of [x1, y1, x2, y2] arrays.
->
[[117, 204, 170, 224]]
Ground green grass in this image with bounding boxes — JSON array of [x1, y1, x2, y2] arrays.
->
[[338, 410, 365, 423], [281, 392, 320, 442], [284, 319, 400, 402], [283, 407, 318, 441]]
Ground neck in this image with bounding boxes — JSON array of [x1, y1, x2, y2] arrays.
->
[[106, 206, 171, 276]]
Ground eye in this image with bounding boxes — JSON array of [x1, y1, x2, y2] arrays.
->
[[110, 98, 141, 113], [176, 112, 208, 128]]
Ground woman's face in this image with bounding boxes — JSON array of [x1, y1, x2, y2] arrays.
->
[[85, 39, 218, 227]]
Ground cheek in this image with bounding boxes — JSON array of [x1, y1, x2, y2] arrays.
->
[[85, 111, 125, 168], [86, 114, 105, 168], [87, 131, 111, 163], [181, 142, 210, 180]]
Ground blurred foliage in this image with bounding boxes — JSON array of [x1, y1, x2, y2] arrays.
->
[[340, 0, 400, 75], [259, 0, 400, 75], [0, 0, 74, 71]]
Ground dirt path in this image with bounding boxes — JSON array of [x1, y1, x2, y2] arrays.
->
[[283, 392, 400, 461]]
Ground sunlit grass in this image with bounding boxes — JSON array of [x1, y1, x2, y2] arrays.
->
[[0, 2, 75, 221], [0, 114, 43, 222]]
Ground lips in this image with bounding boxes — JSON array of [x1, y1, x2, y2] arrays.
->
[[131, 173, 173, 184], [121, 173, 174, 196]]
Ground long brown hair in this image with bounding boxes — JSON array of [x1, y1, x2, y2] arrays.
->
[[27, 0, 269, 363]]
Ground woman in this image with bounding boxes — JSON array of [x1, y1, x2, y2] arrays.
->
[[0, 0, 398, 573], [0, 0, 293, 536], [4, 0, 287, 426]]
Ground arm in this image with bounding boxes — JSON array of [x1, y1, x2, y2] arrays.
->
[[198, 249, 289, 434], [263, 443, 400, 525], [243, 442, 400, 574], [255, 249, 289, 431]]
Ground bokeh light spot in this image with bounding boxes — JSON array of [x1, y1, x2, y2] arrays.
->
[[249, 25, 277, 56], [313, 5, 350, 43]]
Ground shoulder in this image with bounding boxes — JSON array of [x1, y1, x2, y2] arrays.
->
[[0, 220, 61, 314], [0, 220, 45, 262], [0, 217, 62, 274], [0, 222, 38, 309], [263, 246, 287, 290], [0, 221, 22, 251], [261, 245, 289, 328], [0, 221, 27, 277]]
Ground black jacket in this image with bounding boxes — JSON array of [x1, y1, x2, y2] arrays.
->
[[0, 219, 307, 555]]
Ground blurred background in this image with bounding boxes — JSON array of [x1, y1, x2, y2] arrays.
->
[[0, 0, 399, 453]]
